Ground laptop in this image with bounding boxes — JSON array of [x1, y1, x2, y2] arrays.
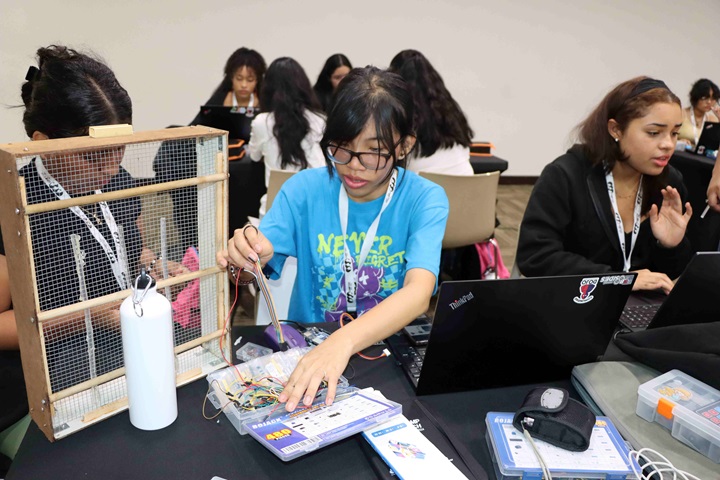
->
[[192, 105, 257, 142], [694, 121, 720, 156], [619, 251, 720, 332], [385, 272, 636, 396]]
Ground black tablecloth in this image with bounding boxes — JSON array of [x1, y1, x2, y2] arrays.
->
[[8, 323, 576, 480]]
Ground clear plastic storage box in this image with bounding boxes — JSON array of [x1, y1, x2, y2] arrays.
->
[[206, 347, 349, 435], [636, 369, 720, 463]]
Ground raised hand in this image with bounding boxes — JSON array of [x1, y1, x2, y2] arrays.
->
[[648, 186, 692, 248]]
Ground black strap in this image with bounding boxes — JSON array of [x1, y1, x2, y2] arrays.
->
[[513, 387, 595, 452]]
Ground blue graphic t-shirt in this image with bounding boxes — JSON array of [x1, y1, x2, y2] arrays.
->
[[260, 167, 449, 323]]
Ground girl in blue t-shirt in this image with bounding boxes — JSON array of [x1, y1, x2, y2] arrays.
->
[[218, 66, 449, 412]]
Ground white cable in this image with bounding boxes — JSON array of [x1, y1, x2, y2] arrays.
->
[[522, 427, 552, 480], [628, 448, 702, 480]]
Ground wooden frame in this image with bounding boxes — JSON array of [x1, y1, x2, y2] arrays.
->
[[0, 126, 230, 441]]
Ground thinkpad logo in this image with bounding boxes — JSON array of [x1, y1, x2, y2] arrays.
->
[[449, 292, 474, 310]]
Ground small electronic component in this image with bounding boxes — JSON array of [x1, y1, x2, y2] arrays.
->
[[236, 342, 272, 362], [302, 326, 331, 346]]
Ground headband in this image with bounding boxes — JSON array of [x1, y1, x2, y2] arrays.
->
[[629, 78, 669, 98]]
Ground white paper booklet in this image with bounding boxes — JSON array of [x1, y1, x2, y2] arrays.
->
[[363, 414, 468, 480]]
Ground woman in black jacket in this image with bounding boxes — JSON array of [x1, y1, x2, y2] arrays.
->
[[517, 76, 693, 294]]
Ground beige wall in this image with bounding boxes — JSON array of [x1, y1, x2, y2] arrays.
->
[[1, 0, 718, 176]]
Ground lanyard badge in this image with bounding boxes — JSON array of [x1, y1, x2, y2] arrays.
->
[[338, 170, 398, 313], [605, 170, 642, 273]]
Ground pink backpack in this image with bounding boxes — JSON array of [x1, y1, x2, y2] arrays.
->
[[475, 238, 509, 279]]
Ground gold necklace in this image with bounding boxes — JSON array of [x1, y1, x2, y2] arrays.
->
[[615, 178, 641, 199], [79, 203, 103, 225], [615, 190, 637, 199]]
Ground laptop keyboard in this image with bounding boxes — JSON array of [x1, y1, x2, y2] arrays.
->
[[620, 304, 660, 329], [395, 344, 426, 386]]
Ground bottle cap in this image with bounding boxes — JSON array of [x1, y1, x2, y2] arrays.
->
[[131, 267, 156, 317], [134, 267, 156, 290]]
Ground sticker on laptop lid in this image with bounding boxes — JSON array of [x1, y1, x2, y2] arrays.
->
[[573, 277, 598, 304], [599, 274, 634, 285]]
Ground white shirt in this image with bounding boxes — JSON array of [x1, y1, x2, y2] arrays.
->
[[405, 144, 473, 176], [248, 110, 327, 216]]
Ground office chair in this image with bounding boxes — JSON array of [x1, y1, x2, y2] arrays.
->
[[253, 169, 297, 326], [419, 170, 500, 249], [265, 169, 297, 211]]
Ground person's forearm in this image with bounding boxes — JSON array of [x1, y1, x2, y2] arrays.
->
[[708, 160, 720, 212], [0, 310, 19, 350], [332, 270, 435, 354], [712, 160, 720, 185]]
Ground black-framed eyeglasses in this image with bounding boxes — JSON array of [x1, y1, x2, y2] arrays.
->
[[326, 140, 402, 171]]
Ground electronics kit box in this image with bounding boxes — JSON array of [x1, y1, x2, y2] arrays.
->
[[206, 347, 350, 435], [485, 412, 637, 480], [636, 369, 720, 463], [246, 390, 402, 461]]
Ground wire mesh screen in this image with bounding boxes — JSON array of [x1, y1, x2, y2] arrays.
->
[[1, 127, 229, 440]]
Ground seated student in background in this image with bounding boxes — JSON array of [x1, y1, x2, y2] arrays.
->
[[516, 76, 693, 294], [218, 67, 449, 411], [388, 49, 474, 175], [677, 78, 720, 150], [191, 47, 267, 124], [313, 53, 352, 113], [247, 57, 327, 218]]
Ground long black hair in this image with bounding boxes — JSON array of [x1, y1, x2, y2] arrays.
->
[[22, 45, 132, 138], [321, 66, 415, 182], [261, 57, 324, 169], [208, 47, 266, 105], [388, 49, 473, 157], [313, 53, 353, 112]]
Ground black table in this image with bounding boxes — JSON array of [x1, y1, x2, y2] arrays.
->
[[670, 150, 720, 251], [470, 155, 508, 174], [8, 324, 577, 480]]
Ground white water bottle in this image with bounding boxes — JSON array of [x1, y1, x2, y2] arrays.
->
[[120, 269, 177, 430]]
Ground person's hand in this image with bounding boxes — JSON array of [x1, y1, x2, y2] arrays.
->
[[163, 260, 191, 298], [104, 300, 123, 330], [631, 269, 674, 294], [708, 163, 720, 213], [166, 260, 190, 277], [648, 186, 692, 248], [278, 333, 354, 412], [216, 224, 274, 273], [711, 103, 720, 119]]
